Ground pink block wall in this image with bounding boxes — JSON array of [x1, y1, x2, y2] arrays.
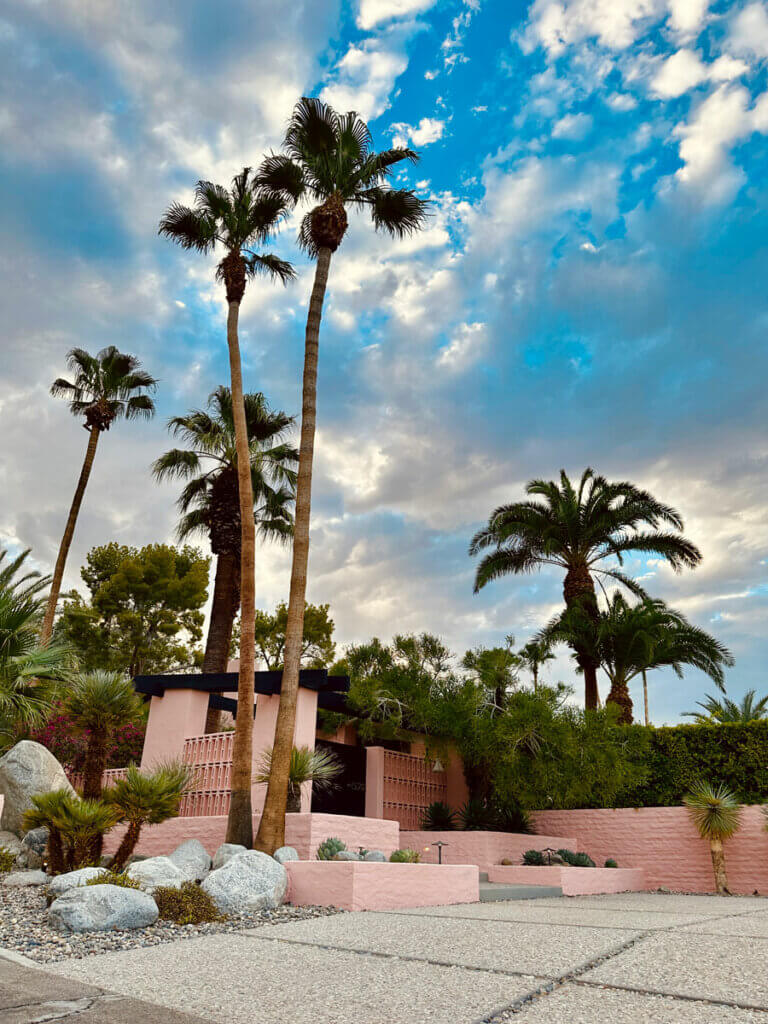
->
[[400, 830, 578, 871], [487, 865, 646, 896], [285, 861, 479, 911], [532, 805, 768, 894]]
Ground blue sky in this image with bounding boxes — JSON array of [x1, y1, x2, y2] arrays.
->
[[1, 0, 767, 722]]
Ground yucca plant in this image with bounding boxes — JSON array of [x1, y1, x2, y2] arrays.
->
[[421, 801, 457, 831], [684, 781, 741, 894], [254, 745, 342, 813], [103, 762, 194, 871]]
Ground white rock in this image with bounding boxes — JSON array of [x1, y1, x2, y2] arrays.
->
[[48, 884, 158, 932], [168, 839, 211, 881], [2, 870, 48, 887], [202, 849, 287, 914], [47, 867, 108, 898], [126, 856, 185, 891], [332, 850, 360, 861], [0, 741, 75, 834], [363, 850, 387, 862], [212, 843, 246, 870], [0, 831, 22, 857], [273, 846, 299, 865]]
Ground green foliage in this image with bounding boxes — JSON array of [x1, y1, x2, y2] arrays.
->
[[0, 847, 16, 872], [390, 848, 420, 863], [253, 602, 335, 670], [604, 859, 618, 868], [421, 801, 457, 830], [64, 670, 143, 736], [57, 542, 209, 675], [51, 346, 157, 431], [683, 781, 742, 841], [462, 641, 520, 708], [557, 848, 596, 867], [522, 849, 545, 865], [684, 690, 768, 725], [316, 837, 346, 861], [85, 870, 142, 890], [24, 789, 121, 873], [459, 799, 499, 831], [255, 745, 342, 813], [154, 882, 224, 925]]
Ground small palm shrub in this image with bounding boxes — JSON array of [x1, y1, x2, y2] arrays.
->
[[604, 859, 618, 868], [85, 870, 142, 890], [684, 781, 741, 894], [421, 801, 457, 831], [316, 837, 346, 861], [557, 849, 596, 868], [522, 849, 546, 866], [154, 882, 224, 925], [390, 849, 420, 863], [0, 847, 15, 872], [24, 789, 121, 873], [255, 745, 342, 813]]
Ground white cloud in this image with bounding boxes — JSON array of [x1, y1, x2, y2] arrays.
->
[[357, 0, 437, 31], [520, 0, 667, 58], [437, 322, 487, 371], [322, 41, 409, 121], [728, 2, 768, 60], [606, 91, 638, 110], [390, 116, 445, 146], [668, 0, 709, 35], [651, 49, 748, 99], [552, 111, 593, 138]]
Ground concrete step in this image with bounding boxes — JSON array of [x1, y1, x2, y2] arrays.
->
[[479, 882, 562, 901]]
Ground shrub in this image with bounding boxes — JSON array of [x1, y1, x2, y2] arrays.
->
[[30, 702, 145, 774], [154, 882, 224, 925], [421, 801, 457, 830], [557, 848, 596, 868], [0, 847, 15, 873], [85, 870, 142, 890], [23, 789, 121, 873], [500, 857, 513, 866], [316, 837, 346, 861], [522, 849, 545, 866], [458, 798, 533, 833], [390, 849, 420, 863], [254, 745, 342, 813], [604, 859, 618, 868]]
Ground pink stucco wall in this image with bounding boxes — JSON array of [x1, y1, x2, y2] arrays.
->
[[400, 830, 578, 871], [531, 805, 768, 894], [285, 861, 479, 910], [487, 865, 646, 895]]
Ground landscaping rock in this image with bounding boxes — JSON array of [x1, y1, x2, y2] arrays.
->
[[202, 849, 287, 914], [273, 846, 299, 865], [48, 884, 158, 932], [16, 827, 48, 869], [0, 831, 23, 858], [168, 839, 211, 881], [126, 856, 185, 891], [212, 843, 246, 870], [0, 742, 75, 835], [332, 851, 360, 861], [363, 850, 387, 862], [47, 867, 108, 898], [2, 870, 48, 887]]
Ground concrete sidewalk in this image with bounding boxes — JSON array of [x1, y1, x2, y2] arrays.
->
[[17, 893, 768, 1022]]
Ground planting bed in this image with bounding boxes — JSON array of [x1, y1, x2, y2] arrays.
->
[[400, 830, 578, 872], [286, 861, 479, 911], [487, 865, 646, 896]]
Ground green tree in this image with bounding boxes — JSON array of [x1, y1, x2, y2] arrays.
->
[[153, 387, 297, 731], [254, 745, 342, 813], [160, 168, 294, 848], [462, 641, 520, 709], [470, 468, 701, 710], [684, 781, 741, 894], [58, 543, 209, 676], [254, 97, 429, 853], [683, 690, 768, 725], [42, 347, 157, 643], [253, 601, 336, 671], [517, 639, 555, 692]]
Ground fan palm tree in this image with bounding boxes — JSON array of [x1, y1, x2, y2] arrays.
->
[[153, 387, 298, 731], [253, 96, 429, 853], [42, 347, 157, 643], [24, 789, 121, 872], [683, 781, 741, 894], [517, 639, 555, 692], [254, 745, 342, 813], [683, 689, 768, 725], [471, 469, 702, 710], [159, 167, 294, 847]]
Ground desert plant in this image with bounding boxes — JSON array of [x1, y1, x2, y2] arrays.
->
[[604, 858, 618, 868], [254, 745, 342, 813], [500, 858, 513, 866], [421, 801, 457, 831], [557, 848, 596, 867], [684, 781, 741, 894], [458, 798, 497, 831], [154, 881, 225, 924], [684, 690, 768, 725], [85, 870, 142, 890], [390, 848, 420, 863], [0, 847, 15, 872], [316, 837, 346, 861], [522, 849, 546, 866], [24, 789, 121, 872]]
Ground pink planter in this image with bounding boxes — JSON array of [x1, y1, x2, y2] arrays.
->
[[285, 861, 480, 911], [487, 865, 646, 895], [399, 831, 578, 872]]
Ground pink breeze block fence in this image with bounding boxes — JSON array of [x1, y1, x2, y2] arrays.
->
[[488, 865, 645, 896], [532, 805, 768, 895], [400, 830, 578, 872]]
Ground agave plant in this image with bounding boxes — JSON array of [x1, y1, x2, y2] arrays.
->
[[254, 745, 342, 813], [421, 801, 457, 831], [683, 781, 741, 895]]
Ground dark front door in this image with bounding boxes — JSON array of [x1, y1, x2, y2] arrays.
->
[[311, 740, 367, 816]]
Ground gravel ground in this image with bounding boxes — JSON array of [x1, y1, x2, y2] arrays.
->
[[0, 884, 340, 963]]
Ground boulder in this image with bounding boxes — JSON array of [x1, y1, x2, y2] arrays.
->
[[332, 851, 360, 861], [0, 831, 22, 858], [212, 843, 246, 870], [202, 850, 287, 914], [2, 870, 48, 887], [363, 850, 387, 862], [17, 827, 48, 869], [273, 846, 299, 865], [48, 884, 158, 933], [0, 742, 75, 835], [48, 867, 108, 898], [126, 856, 185, 892], [168, 839, 211, 882]]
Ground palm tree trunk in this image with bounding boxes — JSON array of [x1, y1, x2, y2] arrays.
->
[[643, 669, 650, 726], [40, 427, 100, 644], [606, 676, 634, 724], [563, 564, 600, 711], [203, 550, 240, 733], [224, 297, 257, 848], [255, 247, 332, 854], [710, 837, 730, 894], [532, 664, 538, 693], [111, 820, 142, 872], [82, 726, 108, 800]]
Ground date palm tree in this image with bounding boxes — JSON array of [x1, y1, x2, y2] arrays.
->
[[153, 387, 298, 731], [159, 168, 294, 847], [42, 348, 158, 643], [684, 781, 741, 894], [471, 469, 702, 711], [683, 689, 768, 725], [252, 97, 429, 853]]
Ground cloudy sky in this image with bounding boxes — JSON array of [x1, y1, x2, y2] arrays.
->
[[2, 0, 767, 723]]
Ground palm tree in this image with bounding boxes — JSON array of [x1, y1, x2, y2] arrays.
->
[[683, 689, 768, 725], [254, 745, 342, 813], [159, 168, 294, 848], [462, 643, 520, 709], [42, 347, 157, 643], [24, 789, 121, 872], [62, 671, 143, 800], [517, 639, 555, 692], [253, 97, 429, 853], [683, 781, 741, 894], [471, 469, 702, 710], [153, 387, 298, 731]]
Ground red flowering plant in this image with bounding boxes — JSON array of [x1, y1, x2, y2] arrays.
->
[[30, 701, 145, 773]]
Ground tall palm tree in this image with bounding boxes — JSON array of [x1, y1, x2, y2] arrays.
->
[[252, 97, 429, 853], [471, 469, 702, 710], [683, 689, 768, 725], [517, 639, 555, 692], [684, 781, 741, 894], [159, 168, 294, 847], [42, 348, 157, 644], [153, 387, 298, 731]]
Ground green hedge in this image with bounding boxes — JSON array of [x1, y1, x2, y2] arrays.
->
[[616, 720, 768, 807]]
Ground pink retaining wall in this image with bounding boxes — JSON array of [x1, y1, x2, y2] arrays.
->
[[400, 830, 578, 871], [532, 806, 768, 894], [285, 862, 479, 911], [487, 865, 645, 896]]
